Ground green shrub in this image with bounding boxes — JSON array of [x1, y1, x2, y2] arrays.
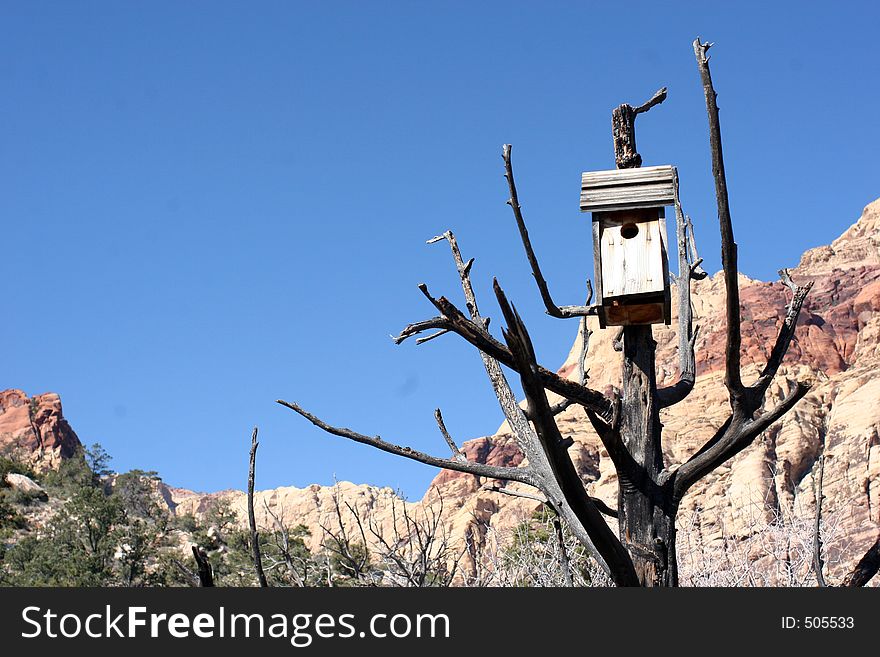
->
[[0, 456, 36, 486]]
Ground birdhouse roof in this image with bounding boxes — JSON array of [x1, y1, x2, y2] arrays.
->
[[580, 165, 676, 213]]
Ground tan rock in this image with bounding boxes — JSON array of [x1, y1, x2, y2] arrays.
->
[[4, 473, 47, 499]]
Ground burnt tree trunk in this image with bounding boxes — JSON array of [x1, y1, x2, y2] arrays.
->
[[612, 90, 680, 586], [612, 104, 641, 169], [618, 325, 677, 586]]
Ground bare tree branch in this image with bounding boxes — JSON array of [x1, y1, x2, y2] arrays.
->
[[812, 438, 827, 587], [262, 499, 306, 587], [277, 399, 538, 487], [364, 492, 465, 587], [584, 495, 619, 520], [247, 426, 269, 587], [434, 408, 466, 462], [483, 484, 547, 504], [524, 313, 592, 421], [391, 317, 448, 345], [633, 87, 668, 115], [658, 168, 700, 408], [686, 215, 708, 280], [411, 282, 615, 421], [750, 269, 813, 399], [427, 230, 486, 323], [612, 87, 667, 169], [494, 282, 638, 585], [671, 381, 811, 500], [585, 404, 634, 477], [662, 39, 817, 508], [741, 381, 812, 437], [415, 329, 449, 345], [484, 482, 618, 519], [424, 229, 549, 461], [576, 314, 591, 386], [842, 534, 880, 587], [502, 143, 593, 318], [694, 37, 745, 405], [553, 514, 575, 587], [171, 558, 199, 587], [317, 487, 374, 585], [414, 230, 629, 580]]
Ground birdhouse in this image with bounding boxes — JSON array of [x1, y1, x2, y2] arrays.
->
[[580, 165, 675, 327]]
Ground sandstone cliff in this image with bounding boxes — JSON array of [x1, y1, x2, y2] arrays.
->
[[0, 389, 82, 468]]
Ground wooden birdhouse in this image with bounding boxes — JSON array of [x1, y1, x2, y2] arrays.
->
[[580, 165, 675, 327]]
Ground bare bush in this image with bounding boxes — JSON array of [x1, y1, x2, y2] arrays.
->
[[366, 491, 466, 587], [461, 508, 612, 588], [677, 500, 852, 587]]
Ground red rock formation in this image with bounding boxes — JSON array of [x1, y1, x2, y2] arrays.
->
[[0, 389, 82, 467]]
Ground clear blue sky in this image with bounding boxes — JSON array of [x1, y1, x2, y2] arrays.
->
[[2, 1, 878, 499]]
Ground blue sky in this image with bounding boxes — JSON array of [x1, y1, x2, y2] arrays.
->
[[2, 1, 878, 499]]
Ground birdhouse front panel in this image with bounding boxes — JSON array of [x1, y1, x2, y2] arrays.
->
[[599, 210, 666, 299]]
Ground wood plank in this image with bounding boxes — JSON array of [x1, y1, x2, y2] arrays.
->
[[582, 188, 676, 203], [592, 219, 604, 308], [581, 165, 675, 187], [581, 184, 675, 212], [604, 301, 666, 326], [580, 165, 677, 213]]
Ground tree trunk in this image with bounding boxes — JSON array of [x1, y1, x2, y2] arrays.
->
[[618, 325, 678, 586], [612, 104, 642, 169]]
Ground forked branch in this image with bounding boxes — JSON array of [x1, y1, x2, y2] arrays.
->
[[669, 38, 814, 502], [402, 283, 614, 421], [671, 380, 811, 500], [750, 269, 813, 399], [612, 87, 667, 169]]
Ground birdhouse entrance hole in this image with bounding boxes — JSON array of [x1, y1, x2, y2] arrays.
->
[[620, 223, 639, 239]]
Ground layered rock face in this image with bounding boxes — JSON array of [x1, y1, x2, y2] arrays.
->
[[0, 389, 82, 468], [545, 198, 880, 584]]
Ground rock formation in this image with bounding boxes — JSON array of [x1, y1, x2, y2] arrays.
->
[[0, 389, 82, 468]]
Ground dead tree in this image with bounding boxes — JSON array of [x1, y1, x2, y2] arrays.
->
[[261, 500, 311, 586], [318, 485, 374, 585], [279, 40, 816, 586], [191, 545, 214, 587], [247, 427, 269, 587]]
